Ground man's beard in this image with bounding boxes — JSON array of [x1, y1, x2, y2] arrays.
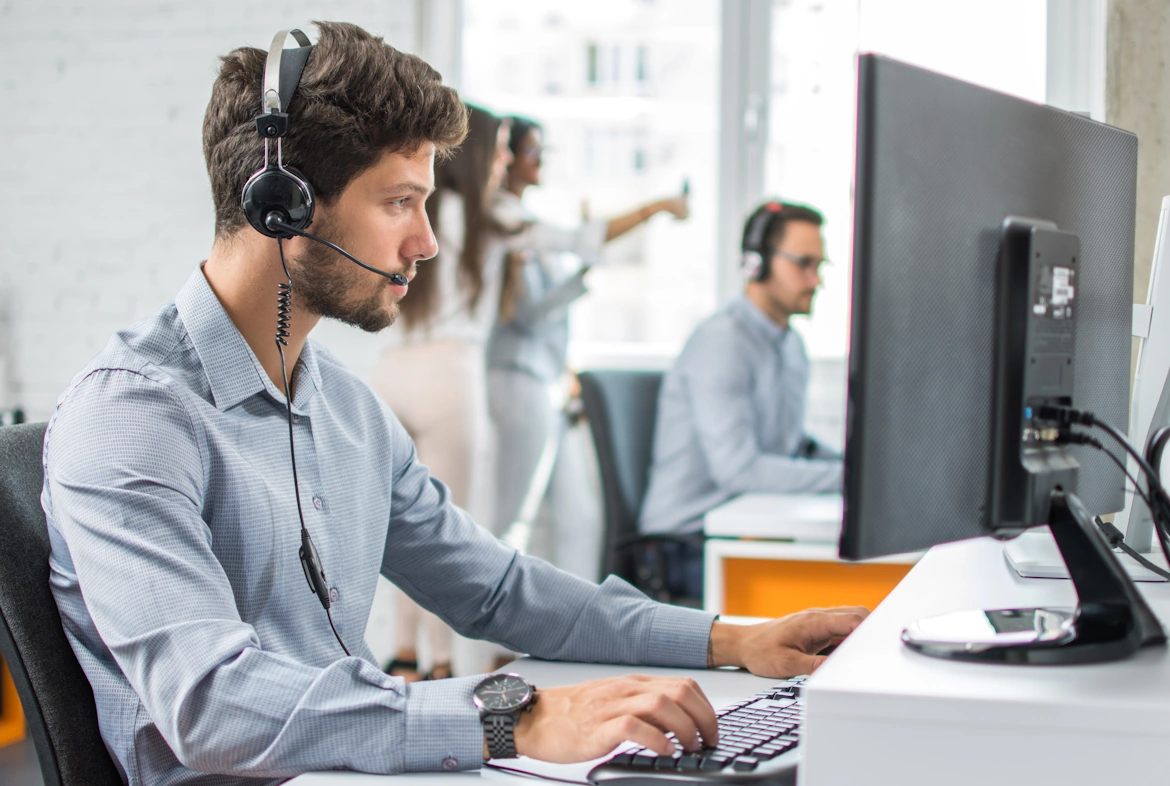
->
[[287, 225, 398, 333]]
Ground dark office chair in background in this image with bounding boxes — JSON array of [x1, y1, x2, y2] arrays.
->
[[577, 370, 703, 607], [0, 422, 123, 786]]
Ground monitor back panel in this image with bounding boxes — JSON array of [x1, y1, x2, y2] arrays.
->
[[841, 55, 1136, 559]]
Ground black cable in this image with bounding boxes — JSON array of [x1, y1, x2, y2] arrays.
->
[[266, 215, 409, 286], [276, 237, 351, 657], [1063, 432, 1154, 512], [1094, 515, 1170, 579], [1044, 404, 1170, 580]]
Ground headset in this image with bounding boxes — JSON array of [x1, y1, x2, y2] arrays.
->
[[740, 201, 785, 282], [241, 29, 410, 657]]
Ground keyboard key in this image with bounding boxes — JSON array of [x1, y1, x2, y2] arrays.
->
[[631, 751, 658, 768], [733, 758, 760, 772], [700, 755, 732, 771], [608, 752, 634, 766], [677, 755, 701, 771], [654, 755, 679, 770]]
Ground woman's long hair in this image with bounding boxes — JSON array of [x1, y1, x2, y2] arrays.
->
[[400, 105, 503, 331]]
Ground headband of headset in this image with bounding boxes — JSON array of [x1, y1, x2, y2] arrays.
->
[[257, 29, 313, 138], [741, 201, 784, 281], [242, 29, 316, 238]]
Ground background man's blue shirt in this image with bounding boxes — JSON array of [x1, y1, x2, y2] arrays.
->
[[42, 267, 715, 785], [640, 296, 843, 535]]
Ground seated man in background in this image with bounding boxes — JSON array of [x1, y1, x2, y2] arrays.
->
[[639, 201, 843, 598]]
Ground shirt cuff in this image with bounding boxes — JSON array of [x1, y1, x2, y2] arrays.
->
[[646, 603, 718, 669], [403, 675, 486, 772]]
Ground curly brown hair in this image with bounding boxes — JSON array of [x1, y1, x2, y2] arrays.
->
[[203, 21, 468, 238]]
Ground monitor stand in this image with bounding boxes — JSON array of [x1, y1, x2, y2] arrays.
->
[[902, 490, 1167, 664]]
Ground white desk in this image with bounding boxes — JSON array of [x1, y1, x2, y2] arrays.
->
[[802, 537, 1170, 786], [289, 659, 778, 785], [703, 493, 842, 542]]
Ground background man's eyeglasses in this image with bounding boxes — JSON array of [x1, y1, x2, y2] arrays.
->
[[774, 250, 830, 273]]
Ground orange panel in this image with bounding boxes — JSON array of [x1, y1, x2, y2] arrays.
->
[[723, 557, 912, 618], [0, 658, 25, 747]]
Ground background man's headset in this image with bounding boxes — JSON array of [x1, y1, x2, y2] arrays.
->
[[241, 29, 411, 656], [740, 201, 786, 282]]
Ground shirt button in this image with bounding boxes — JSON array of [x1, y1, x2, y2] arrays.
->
[[291, 414, 301, 423], [312, 496, 323, 510], [441, 757, 459, 772], [329, 587, 339, 602]]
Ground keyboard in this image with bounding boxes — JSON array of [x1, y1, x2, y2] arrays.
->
[[587, 677, 805, 786]]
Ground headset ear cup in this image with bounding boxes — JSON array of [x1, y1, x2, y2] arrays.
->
[[242, 166, 315, 238], [741, 251, 764, 282]]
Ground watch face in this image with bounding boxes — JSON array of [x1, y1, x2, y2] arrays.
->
[[474, 674, 532, 713]]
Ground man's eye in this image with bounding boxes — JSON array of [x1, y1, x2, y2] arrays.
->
[[390, 198, 409, 208]]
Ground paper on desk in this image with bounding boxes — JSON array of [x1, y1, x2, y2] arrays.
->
[[484, 744, 636, 785]]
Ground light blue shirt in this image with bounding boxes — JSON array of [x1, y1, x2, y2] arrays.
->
[[42, 268, 716, 785], [486, 191, 607, 382], [639, 296, 843, 535]]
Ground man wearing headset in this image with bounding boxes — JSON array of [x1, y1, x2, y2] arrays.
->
[[40, 25, 864, 785], [639, 202, 844, 599]]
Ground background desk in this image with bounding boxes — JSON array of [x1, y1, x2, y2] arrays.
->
[[703, 493, 917, 618], [803, 537, 1170, 786], [289, 660, 778, 785]]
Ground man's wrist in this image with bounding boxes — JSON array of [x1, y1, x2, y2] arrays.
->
[[709, 621, 746, 669]]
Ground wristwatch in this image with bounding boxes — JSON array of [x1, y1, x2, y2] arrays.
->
[[473, 673, 538, 759]]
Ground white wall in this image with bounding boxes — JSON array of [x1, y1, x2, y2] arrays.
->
[[0, 1, 424, 420]]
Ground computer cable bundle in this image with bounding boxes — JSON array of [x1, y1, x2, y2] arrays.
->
[[1041, 404, 1170, 580]]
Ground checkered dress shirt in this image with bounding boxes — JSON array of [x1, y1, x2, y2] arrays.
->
[[42, 267, 716, 785]]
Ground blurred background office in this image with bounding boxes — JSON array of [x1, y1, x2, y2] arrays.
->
[[1, 0, 1167, 746]]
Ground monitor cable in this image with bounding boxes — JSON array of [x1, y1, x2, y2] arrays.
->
[[276, 236, 351, 657], [1059, 431, 1170, 580], [1043, 405, 1170, 579]]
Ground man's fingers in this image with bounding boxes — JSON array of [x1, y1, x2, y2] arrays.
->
[[782, 651, 826, 676], [794, 610, 867, 644], [625, 691, 703, 752], [669, 678, 719, 748], [603, 715, 677, 756]]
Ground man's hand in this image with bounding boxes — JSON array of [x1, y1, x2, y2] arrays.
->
[[710, 607, 869, 677], [512, 676, 718, 764]]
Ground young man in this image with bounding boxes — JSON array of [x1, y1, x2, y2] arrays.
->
[[639, 202, 843, 595], [42, 26, 864, 784]]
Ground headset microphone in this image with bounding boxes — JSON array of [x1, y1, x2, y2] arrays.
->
[[263, 214, 410, 286]]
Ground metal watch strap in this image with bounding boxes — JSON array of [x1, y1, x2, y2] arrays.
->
[[484, 713, 518, 759]]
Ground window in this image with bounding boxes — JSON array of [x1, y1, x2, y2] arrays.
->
[[463, 0, 720, 362], [766, 0, 1048, 361], [764, 0, 1046, 444]]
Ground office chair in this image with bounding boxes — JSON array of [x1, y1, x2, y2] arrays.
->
[[577, 370, 702, 606], [0, 422, 123, 786]]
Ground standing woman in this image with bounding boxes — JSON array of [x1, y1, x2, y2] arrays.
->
[[372, 105, 512, 681], [487, 117, 688, 575]]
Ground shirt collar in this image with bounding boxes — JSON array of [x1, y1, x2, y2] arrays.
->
[[731, 295, 789, 347], [174, 267, 322, 412]]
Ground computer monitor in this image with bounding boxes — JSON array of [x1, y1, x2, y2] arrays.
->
[[840, 54, 1164, 663]]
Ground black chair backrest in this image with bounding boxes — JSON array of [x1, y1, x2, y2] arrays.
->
[[0, 423, 123, 786], [577, 370, 664, 580]]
